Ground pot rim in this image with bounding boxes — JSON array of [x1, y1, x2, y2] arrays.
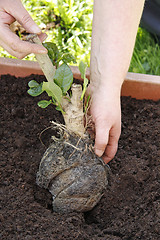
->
[[0, 57, 160, 100]]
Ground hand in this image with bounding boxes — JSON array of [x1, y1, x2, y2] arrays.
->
[[0, 0, 47, 58], [88, 83, 121, 164]]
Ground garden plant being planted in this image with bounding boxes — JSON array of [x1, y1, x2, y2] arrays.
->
[[27, 34, 108, 213]]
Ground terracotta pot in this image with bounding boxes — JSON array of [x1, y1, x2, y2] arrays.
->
[[0, 57, 160, 100]]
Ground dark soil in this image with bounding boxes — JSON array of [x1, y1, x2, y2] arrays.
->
[[0, 74, 159, 240]]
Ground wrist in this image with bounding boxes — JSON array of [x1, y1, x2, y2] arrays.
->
[[90, 73, 123, 97], [99, 82, 122, 98], [90, 58, 126, 93]]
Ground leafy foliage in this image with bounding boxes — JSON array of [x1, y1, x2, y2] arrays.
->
[[43, 42, 76, 67], [27, 80, 43, 96], [54, 63, 73, 94], [129, 28, 160, 75], [42, 81, 63, 105], [1, 1, 159, 75], [43, 42, 60, 67], [38, 100, 52, 108], [28, 48, 68, 112], [50, 0, 93, 64], [27, 42, 88, 112], [19, 0, 92, 64]]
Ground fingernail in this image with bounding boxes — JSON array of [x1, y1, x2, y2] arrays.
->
[[95, 148, 104, 157], [30, 25, 41, 34]]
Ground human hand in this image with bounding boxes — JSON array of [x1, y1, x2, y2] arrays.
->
[[88, 83, 121, 164], [0, 0, 47, 58]]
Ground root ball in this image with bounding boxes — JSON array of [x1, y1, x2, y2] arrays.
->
[[36, 134, 108, 212]]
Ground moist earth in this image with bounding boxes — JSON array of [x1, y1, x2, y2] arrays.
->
[[0, 74, 160, 240]]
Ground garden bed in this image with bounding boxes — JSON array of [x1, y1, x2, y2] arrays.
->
[[0, 59, 160, 240]]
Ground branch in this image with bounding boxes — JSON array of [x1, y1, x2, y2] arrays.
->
[[25, 34, 56, 82]]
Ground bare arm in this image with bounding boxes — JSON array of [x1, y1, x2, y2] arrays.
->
[[90, 0, 145, 163]]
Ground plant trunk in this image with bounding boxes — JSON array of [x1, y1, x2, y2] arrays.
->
[[62, 84, 85, 137]]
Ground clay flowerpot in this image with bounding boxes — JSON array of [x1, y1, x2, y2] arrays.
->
[[1, 57, 160, 239]]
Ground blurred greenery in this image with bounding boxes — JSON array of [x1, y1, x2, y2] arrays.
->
[[23, 0, 93, 64], [0, 0, 160, 75], [129, 28, 160, 75]]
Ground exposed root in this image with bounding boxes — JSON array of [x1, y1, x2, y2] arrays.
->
[[51, 121, 68, 133], [63, 141, 82, 151], [88, 144, 95, 154], [51, 120, 84, 158], [85, 115, 94, 130], [68, 137, 83, 159], [39, 126, 54, 147]]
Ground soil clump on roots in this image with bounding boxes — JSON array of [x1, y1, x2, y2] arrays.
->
[[36, 132, 108, 213], [0, 74, 160, 240]]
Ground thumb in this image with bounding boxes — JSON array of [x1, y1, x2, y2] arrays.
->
[[94, 120, 109, 157], [9, 1, 41, 34]]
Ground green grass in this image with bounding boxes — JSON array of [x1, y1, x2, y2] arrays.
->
[[0, 0, 160, 75], [23, 0, 93, 64], [129, 27, 160, 75]]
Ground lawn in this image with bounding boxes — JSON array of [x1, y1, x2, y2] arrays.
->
[[0, 0, 160, 75]]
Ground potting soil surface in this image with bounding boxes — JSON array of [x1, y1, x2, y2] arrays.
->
[[0, 74, 160, 240]]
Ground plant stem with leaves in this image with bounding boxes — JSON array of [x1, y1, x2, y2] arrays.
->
[[27, 34, 88, 137]]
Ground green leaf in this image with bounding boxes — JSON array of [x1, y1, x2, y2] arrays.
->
[[27, 82, 43, 97], [28, 80, 39, 88], [84, 95, 91, 113], [80, 76, 88, 100], [54, 63, 73, 94], [42, 81, 63, 105], [38, 100, 52, 108], [43, 42, 60, 66], [79, 61, 87, 79], [61, 53, 76, 64]]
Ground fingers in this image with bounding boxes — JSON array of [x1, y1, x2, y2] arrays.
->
[[38, 33, 48, 43], [7, 0, 41, 34], [0, 0, 48, 58], [94, 120, 109, 157], [102, 132, 119, 164], [94, 120, 121, 163], [0, 26, 47, 58]]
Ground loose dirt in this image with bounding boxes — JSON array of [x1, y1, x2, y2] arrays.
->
[[0, 74, 159, 240]]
